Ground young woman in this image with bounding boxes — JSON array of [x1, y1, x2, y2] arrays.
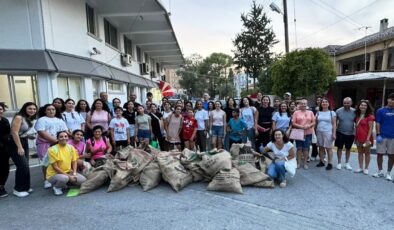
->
[[148, 104, 165, 151], [86, 125, 113, 167], [288, 101, 297, 115], [35, 104, 68, 189], [109, 107, 130, 150], [208, 101, 215, 114], [272, 102, 292, 134], [182, 109, 198, 150], [315, 98, 337, 170], [165, 105, 183, 150], [86, 99, 111, 137], [253, 92, 263, 109], [256, 95, 275, 150], [0, 103, 11, 198], [46, 131, 86, 196], [123, 101, 136, 147], [75, 100, 90, 121], [240, 97, 258, 149], [210, 101, 226, 149], [52, 97, 66, 113], [224, 97, 237, 123], [62, 99, 85, 135], [227, 109, 247, 148], [161, 101, 173, 120], [182, 101, 193, 118], [9, 102, 38, 197], [67, 129, 88, 171], [135, 105, 152, 146], [260, 129, 296, 188], [353, 100, 374, 175], [194, 100, 209, 152], [311, 96, 323, 161]]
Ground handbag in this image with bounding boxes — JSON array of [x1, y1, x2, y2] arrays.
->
[[285, 157, 297, 177], [289, 128, 305, 141]]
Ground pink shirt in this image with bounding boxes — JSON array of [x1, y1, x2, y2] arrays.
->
[[90, 110, 110, 132], [87, 137, 108, 160], [292, 110, 315, 135], [67, 140, 85, 157]]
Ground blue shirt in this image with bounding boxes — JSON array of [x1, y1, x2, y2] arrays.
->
[[228, 118, 247, 141], [202, 101, 210, 111], [272, 112, 291, 132], [376, 107, 394, 138]]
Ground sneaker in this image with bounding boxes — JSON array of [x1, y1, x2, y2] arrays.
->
[[354, 168, 363, 173], [336, 164, 342, 170], [345, 163, 353, 170], [279, 180, 287, 188], [13, 190, 29, 198], [0, 188, 8, 198], [304, 164, 309, 170], [307, 157, 311, 163], [385, 174, 393, 181], [310, 157, 316, 161], [44, 180, 52, 189], [372, 171, 384, 178], [363, 169, 369, 175], [27, 188, 33, 193], [316, 161, 325, 167], [326, 163, 333, 170], [52, 187, 63, 196]]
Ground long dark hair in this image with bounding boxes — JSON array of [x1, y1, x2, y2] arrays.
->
[[91, 99, 110, 115], [278, 102, 291, 117], [317, 97, 332, 111], [194, 100, 203, 110], [226, 97, 237, 109], [183, 101, 193, 112], [262, 95, 272, 107], [355, 100, 374, 117], [52, 97, 66, 112], [75, 100, 90, 113], [39, 104, 62, 119], [16, 102, 38, 127], [271, 129, 289, 143], [240, 97, 252, 108]]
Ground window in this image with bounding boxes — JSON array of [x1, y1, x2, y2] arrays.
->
[[124, 35, 133, 56], [86, 4, 96, 35], [144, 53, 149, 63], [156, 63, 160, 73], [0, 75, 37, 110], [57, 76, 81, 100], [107, 82, 123, 93], [137, 47, 142, 63], [92, 79, 101, 99], [104, 19, 118, 48]]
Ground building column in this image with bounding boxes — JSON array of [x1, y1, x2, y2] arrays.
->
[[382, 49, 389, 70], [369, 52, 376, 71]]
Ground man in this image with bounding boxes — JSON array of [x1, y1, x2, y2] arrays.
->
[[100, 92, 113, 113], [373, 93, 394, 181], [123, 92, 141, 110], [284, 92, 292, 105], [202, 93, 211, 111], [273, 98, 281, 112], [335, 97, 355, 170]]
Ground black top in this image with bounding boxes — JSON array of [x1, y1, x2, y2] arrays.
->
[[257, 106, 275, 128], [254, 101, 262, 109], [149, 112, 163, 138], [122, 101, 141, 111], [224, 107, 235, 123], [0, 117, 10, 145], [123, 110, 136, 125]]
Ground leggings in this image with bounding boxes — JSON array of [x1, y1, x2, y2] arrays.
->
[[0, 144, 10, 186]]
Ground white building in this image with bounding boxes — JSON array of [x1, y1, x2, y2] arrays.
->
[[0, 0, 184, 111], [233, 73, 258, 98]]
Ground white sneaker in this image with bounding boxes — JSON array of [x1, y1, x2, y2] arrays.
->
[[372, 171, 384, 178], [385, 174, 392, 181], [52, 187, 63, 196], [44, 180, 52, 189], [345, 163, 353, 170], [27, 188, 33, 193], [13, 190, 29, 198], [353, 168, 362, 173], [336, 164, 342, 170], [310, 157, 316, 161], [363, 169, 369, 175]]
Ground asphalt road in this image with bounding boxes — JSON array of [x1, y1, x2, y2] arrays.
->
[[1, 154, 394, 230]]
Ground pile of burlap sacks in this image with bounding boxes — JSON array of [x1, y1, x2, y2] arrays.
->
[[79, 144, 275, 194]]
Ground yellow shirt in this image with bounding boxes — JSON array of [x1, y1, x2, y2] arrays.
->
[[46, 144, 79, 179]]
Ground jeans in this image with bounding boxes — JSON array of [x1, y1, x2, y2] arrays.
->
[[8, 138, 31, 191], [243, 128, 256, 150], [267, 161, 286, 182], [0, 143, 9, 186], [196, 130, 207, 152]]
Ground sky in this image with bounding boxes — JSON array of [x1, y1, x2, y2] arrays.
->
[[163, 0, 394, 58]]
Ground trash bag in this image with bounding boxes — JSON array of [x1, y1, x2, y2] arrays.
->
[[107, 159, 136, 192], [127, 149, 154, 182], [234, 162, 270, 186], [180, 149, 209, 182], [253, 178, 275, 188], [140, 160, 161, 191], [198, 150, 232, 177], [207, 168, 243, 194], [157, 154, 193, 192]]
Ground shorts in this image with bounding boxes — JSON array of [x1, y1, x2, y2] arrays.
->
[[296, 134, 312, 150], [334, 132, 354, 150], [115, 140, 128, 148], [316, 131, 334, 148], [211, 125, 224, 138], [376, 138, 394, 154], [137, 129, 151, 139]]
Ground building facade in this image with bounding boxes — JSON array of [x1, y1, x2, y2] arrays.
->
[[234, 73, 258, 98]]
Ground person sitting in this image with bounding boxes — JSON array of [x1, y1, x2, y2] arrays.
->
[[86, 125, 113, 167], [46, 131, 86, 196], [260, 129, 296, 188]]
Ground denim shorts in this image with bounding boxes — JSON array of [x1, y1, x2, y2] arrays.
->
[[137, 129, 151, 139], [296, 134, 312, 150], [211, 125, 224, 138]]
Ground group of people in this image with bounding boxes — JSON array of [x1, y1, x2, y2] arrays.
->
[[0, 90, 393, 196]]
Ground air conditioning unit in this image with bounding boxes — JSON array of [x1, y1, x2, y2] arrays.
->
[[121, 54, 132, 66], [140, 63, 149, 75]]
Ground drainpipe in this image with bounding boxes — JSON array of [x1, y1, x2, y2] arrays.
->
[[382, 77, 387, 107]]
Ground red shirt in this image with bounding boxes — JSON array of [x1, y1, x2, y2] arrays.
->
[[355, 114, 374, 143], [182, 117, 198, 140]]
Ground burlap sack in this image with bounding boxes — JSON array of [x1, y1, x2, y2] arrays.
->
[[115, 145, 134, 159], [157, 155, 193, 192], [140, 160, 162, 191], [256, 152, 274, 173], [127, 149, 154, 182], [80, 169, 109, 194], [180, 149, 208, 182], [229, 144, 242, 160], [207, 168, 243, 194], [235, 162, 270, 186], [107, 160, 136, 192], [198, 150, 232, 177], [253, 178, 275, 188]]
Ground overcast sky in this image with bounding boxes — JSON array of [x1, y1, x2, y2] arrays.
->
[[164, 0, 394, 58]]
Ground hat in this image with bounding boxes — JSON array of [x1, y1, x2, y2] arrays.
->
[[284, 92, 291, 96]]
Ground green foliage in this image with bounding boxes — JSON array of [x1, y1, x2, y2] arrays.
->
[[178, 54, 207, 97], [271, 48, 336, 97], [241, 88, 258, 98]]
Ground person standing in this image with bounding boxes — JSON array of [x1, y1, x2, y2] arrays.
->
[[165, 105, 183, 151], [311, 96, 322, 161], [109, 107, 130, 150], [123, 92, 141, 110], [100, 92, 113, 114], [283, 92, 292, 105], [202, 93, 211, 111], [373, 93, 394, 181], [195, 100, 209, 152], [0, 103, 11, 198], [209, 101, 226, 150], [135, 105, 152, 147], [86, 99, 112, 137], [335, 97, 355, 170], [148, 104, 165, 151], [256, 95, 275, 150], [123, 101, 137, 147], [272, 102, 292, 133], [63, 99, 85, 135], [240, 97, 258, 149], [253, 92, 263, 109]]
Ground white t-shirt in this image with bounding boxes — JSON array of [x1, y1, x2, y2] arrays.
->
[[266, 141, 293, 158], [34, 117, 68, 137], [195, 109, 209, 130], [62, 111, 85, 132], [241, 106, 257, 129], [162, 111, 172, 120], [316, 111, 336, 134], [109, 117, 130, 141], [210, 109, 226, 126]]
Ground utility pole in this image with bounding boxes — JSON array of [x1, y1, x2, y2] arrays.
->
[[283, 0, 289, 53]]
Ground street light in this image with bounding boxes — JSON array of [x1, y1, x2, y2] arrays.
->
[[270, 1, 289, 53]]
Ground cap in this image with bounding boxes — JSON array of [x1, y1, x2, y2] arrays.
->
[[284, 92, 291, 96]]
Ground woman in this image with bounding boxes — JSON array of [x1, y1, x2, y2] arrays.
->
[[315, 98, 337, 170], [260, 129, 296, 188], [63, 99, 85, 135], [256, 95, 275, 150], [288, 101, 297, 115], [208, 101, 215, 114], [311, 96, 322, 161], [272, 102, 292, 134], [75, 99, 90, 121], [165, 105, 183, 150], [0, 103, 11, 198], [224, 97, 237, 123], [160, 97, 168, 112], [291, 98, 315, 170], [52, 97, 66, 113], [86, 125, 113, 167], [161, 101, 173, 119], [35, 104, 68, 189], [194, 100, 209, 152], [135, 105, 152, 147], [182, 109, 198, 150], [240, 97, 258, 149], [149, 104, 165, 151], [210, 101, 226, 150], [353, 100, 374, 175], [67, 129, 89, 171], [123, 100, 137, 147], [182, 101, 193, 118], [112, 98, 122, 116], [86, 99, 111, 137], [253, 92, 263, 109], [46, 131, 86, 196], [8, 102, 38, 197]]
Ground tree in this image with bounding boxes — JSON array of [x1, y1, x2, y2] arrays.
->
[[271, 48, 336, 97], [233, 1, 278, 90], [257, 54, 281, 94], [178, 54, 207, 97]]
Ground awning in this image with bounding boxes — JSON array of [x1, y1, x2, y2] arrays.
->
[[336, 72, 394, 82], [0, 49, 56, 72]]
